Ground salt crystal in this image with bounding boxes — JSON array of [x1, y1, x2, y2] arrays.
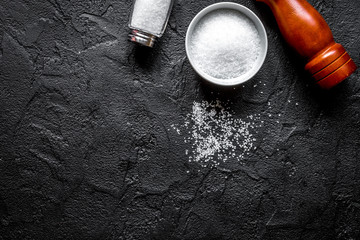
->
[[189, 9, 261, 79], [131, 0, 173, 36], [170, 100, 261, 168]]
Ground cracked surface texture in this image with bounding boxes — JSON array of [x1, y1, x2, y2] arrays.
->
[[0, 0, 360, 239]]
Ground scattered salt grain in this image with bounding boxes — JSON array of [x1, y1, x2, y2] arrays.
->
[[131, 0, 172, 36], [189, 9, 261, 79], [170, 124, 181, 135], [171, 100, 262, 168]]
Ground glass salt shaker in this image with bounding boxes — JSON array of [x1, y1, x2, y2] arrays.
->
[[129, 0, 174, 47]]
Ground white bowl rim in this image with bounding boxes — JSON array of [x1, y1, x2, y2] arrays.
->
[[185, 2, 268, 86]]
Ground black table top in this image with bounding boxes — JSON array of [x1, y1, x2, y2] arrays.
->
[[1, 0, 359, 239]]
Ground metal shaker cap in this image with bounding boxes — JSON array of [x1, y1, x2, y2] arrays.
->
[[129, 30, 157, 48]]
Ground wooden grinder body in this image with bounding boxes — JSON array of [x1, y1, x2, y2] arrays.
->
[[257, 0, 357, 89]]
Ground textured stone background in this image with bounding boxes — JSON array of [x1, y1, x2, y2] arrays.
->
[[0, 0, 360, 239]]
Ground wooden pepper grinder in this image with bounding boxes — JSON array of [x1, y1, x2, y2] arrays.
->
[[257, 0, 357, 89]]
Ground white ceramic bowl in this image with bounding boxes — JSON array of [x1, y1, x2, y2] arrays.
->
[[185, 2, 268, 86]]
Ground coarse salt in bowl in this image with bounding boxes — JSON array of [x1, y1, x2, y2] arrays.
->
[[185, 2, 268, 86]]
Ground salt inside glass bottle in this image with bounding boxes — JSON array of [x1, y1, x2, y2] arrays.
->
[[129, 0, 174, 47]]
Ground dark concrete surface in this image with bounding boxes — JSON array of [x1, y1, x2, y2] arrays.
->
[[1, 0, 360, 239]]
